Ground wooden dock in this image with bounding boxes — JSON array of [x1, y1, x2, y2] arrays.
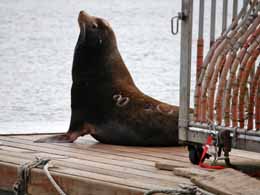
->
[[1, 134, 260, 195]]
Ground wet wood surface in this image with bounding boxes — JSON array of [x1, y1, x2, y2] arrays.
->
[[1, 134, 260, 195], [0, 134, 192, 195]]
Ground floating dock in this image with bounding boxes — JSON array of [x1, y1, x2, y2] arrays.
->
[[0, 134, 192, 195], [1, 134, 260, 195]]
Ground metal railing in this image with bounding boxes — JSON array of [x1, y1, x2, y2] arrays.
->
[[178, 0, 260, 153]]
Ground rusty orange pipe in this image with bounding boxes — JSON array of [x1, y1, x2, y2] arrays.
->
[[248, 66, 260, 130], [207, 56, 226, 122], [231, 36, 260, 127], [232, 82, 239, 127], [225, 27, 260, 127], [238, 47, 260, 128], [200, 16, 253, 123], [208, 22, 258, 125], [256, 78, 260, 130], [194, 38, 204, 121], [215, 53, 235, 125], [197, 39, 204, 81], [195, 39, 222, 122]]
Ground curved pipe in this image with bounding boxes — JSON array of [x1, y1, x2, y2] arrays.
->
[[256, 78, 260, 130], [248, 65, 260, 130], [215, 53, 235, 125], [238, 47, 260, 128], [231, 37, 260, 127], [224, 27, 260, 127], [215, 16, 260, 125], [199, 14, 255, 122], [194, 38, 204, 121]]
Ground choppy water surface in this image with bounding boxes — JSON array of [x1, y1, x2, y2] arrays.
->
[[0, 0, 240, 133]]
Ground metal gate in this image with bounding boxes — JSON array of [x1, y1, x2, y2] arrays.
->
[[177, 0, 260, 164]]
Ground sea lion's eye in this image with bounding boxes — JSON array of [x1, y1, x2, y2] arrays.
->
[[92, 23, 98, 29]]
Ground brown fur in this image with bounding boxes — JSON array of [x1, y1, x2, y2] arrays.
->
[[35, 11, 180, 146]]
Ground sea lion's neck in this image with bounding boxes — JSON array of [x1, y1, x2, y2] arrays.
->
[[72, 43, 135, 88], [103, 46, 135, 85], [72, 46, 103, 83]]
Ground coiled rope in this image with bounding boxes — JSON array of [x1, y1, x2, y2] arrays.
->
[[13, 157, 67, 195]]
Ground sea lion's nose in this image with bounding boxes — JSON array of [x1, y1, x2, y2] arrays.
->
[[78, 10, 91, 24], [79, 10, 88, 17]]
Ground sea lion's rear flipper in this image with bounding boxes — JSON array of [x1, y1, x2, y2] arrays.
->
[[34, 133, 78, 143]]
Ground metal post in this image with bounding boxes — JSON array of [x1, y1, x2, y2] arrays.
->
[[222, 0, 228, 33], [197, 0, 204, 80], [210, 0, 216, 46], [232, 0, 238, 20], [198, 0, 204, 40], [179, 0, 193, 142], [243, 0, 249, 17], [244, 0, 248, 7]]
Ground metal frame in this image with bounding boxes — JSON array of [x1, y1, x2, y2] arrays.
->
[[178, 0, 193, 143], [178, 0, 260, 153]]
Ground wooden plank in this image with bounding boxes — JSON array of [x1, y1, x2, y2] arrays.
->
[[5, 135, 260, 174], [230, 149, 260, 161], [0, 149, 190, 185], [18, 134, 190, 159], [29, 168, 145, 195], [156, 156, 260, 177], [191, 168, 260, 195], [0, 162, 144, 195], [0, 136, 191, 185], [155, 160, 190, 171], [0, 145, 36, 153], [0, 135, 195, 195], [173, 167, 213, 178], [12, 135, 190, 163], [0, 137, 154, 171], [21, 134, 189, 158], [0, 136, 191, 170], [59, 143, 189, 163], [0, 155, 185, 191], [0, 162, 18, 192]]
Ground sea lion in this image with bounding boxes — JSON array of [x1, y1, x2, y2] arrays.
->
[[35, 11, 180, 146]]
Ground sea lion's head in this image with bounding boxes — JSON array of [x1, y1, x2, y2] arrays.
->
[[77, 11, 116, 50], [73, 11, 132, 83], [73, 11, 134, 89]]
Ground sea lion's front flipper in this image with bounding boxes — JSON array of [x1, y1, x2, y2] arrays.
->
[[34, 123, 96, 143], [34, 133, 78, 143]]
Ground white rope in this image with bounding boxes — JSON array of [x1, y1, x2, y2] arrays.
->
[[43, 162, 67, 195], [13, 157, 67, 195]]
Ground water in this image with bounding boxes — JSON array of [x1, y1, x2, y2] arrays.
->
[[0, 0, 241, 134]]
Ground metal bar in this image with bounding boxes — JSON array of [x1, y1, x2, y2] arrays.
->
[[232, 0, 238, 20], [244, 0, 247, 5], [187, 128, 260, 153], [197, 0, 204, 80], [222, 0, 228, 33], [194, 0, 205, 121], [210, 0, 216, 46], [198, 0, 204, 39], [178, 0, 193, 142], [189, 121, 260, 137], [242, 0, 249, 18]]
